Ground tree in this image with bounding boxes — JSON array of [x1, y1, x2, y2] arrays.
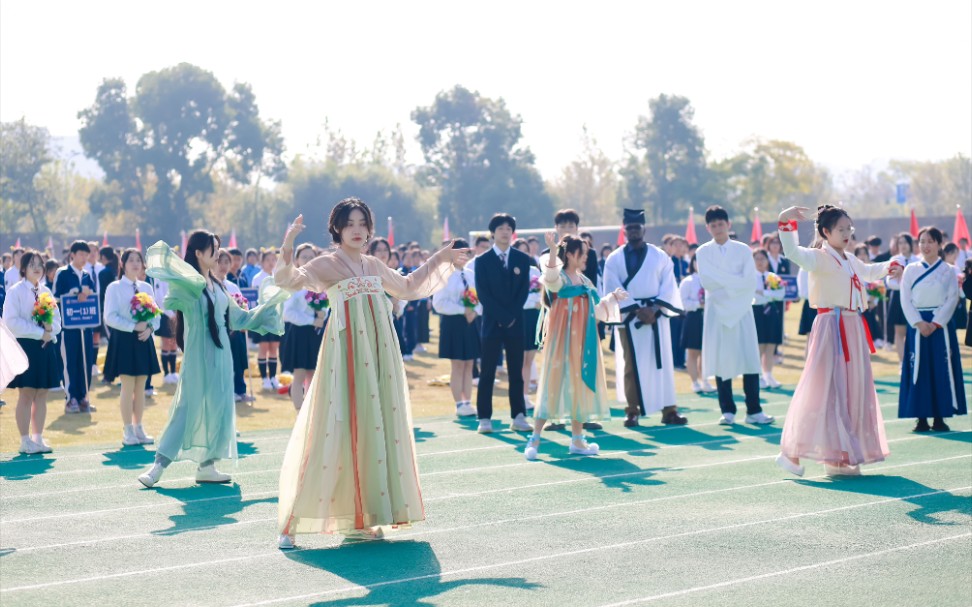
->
[[620, 95, 710, 223], [77, 63, 285, 242], [549, 126, 619, 226], [712, 138, 832, 219], [0, 118, 56, 233], [412, 85, 553, 234]]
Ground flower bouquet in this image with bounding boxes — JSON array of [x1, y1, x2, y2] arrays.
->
[[764, 272, 783, 291], [529, 275, 541, 294], [461, 287, 479, 309], [305, 291, 329, 311], [866, 281, 887, 302], [231, 292, 249, 309], [33, 292, 57, 327], [131, 292, 162, 323]]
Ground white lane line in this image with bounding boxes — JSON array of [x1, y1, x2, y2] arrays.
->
[[4, 483, 968, 596], [593, 533, 972, 607], [0, 429, 950, 525]]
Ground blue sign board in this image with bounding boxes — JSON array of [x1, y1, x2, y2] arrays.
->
[[60, 295, 101, 329], [240, 288, 259, 310], [895, 182, 909, 205], [781, 275, 799, 302]]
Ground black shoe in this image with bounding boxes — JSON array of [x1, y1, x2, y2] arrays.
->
[[661, 410, 688, 425], [931, 420, 951, 432], [582, 422, 603, 431], [545, 423, 566, 432], [623, 414, 640, 428], [913, 419, 931, 432]]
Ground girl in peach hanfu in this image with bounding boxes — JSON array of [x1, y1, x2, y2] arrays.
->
[[524, 233, 625, 461], [273, 198, 471, 549], [775, 205, 904, 477]]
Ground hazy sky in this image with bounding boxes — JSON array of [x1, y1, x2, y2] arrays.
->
[[2, 0, 970, 179]]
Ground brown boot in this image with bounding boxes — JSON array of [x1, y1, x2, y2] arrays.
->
[[661, 407, 687, 425]]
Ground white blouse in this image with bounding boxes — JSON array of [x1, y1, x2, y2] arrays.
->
[[900, 260, 959, 328], [104, 276, 162, 333], [679, 274, 705, 313], [283, 288, 329, 326], [251, 270, 270, 289], [523, 265, 543, 310], [753, 272, 786, 306], [2, 280, 62, 341], [152, 279, 175, 319], [431, 268, 481, 316]]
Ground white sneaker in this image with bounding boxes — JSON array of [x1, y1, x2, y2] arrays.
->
[[718, 413, 736, 425], [91, 364, 100, 376], [402, 354, 414, 362], [759, 376, 769, 389], [414, 344, 427, 354], [691, 381, 703, 393], [169, 373, 180, 383], [569, 439, 600, 456], [775, 453, 805, 477], [241, 394, 256, 403], [745, 412, 776, 425], [122, 425, 141, 446], [524, 396, 534, 412], [270, 377, 281, 390], [524, 436, 540, 461], [765, 375, 782, 389], [195, 464, 231, 484], [510, 413, 532, 432], [31, 436, 53, 453], [262, 378, 273, 391], [456, 402, 477, 417], [19, 437, 44, 455], [477, 419, 494, 434], [701, 381, 718, 393], [138, 463, 164, 488], [144, 389, 157, 398], [135, 424, 154, 445], [278, 534, 296, 550], [235, 394, 244, 403]]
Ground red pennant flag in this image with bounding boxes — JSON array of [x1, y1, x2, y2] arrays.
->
[[14, 237, 21, 248], [751, 209, 763, 243], [909, 208, 920, 238], [180, 230, 188, 253], [135, 228, 142, 251], [685, 208, 698, 245], [102, 231, 109, 247], [387, 217, 395, 247], [617, 226, 626, 246], [443, 217, 450, 241], [953, 207, 970, 246], [229, 228, 238, 249]]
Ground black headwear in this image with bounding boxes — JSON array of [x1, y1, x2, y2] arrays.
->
[[623, 208, 646, 226]]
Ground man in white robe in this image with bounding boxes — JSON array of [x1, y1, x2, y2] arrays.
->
[[603, 208, 687, 427], [695, 205, 775, 425]]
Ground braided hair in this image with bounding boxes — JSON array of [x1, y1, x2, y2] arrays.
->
[[176, 230, 228, 351]]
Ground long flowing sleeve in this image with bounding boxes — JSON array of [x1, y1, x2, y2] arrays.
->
[[853, 258, 892, 283], [228, 277, 289, 335], [378, 248, 455, 301], [779, 229, 820, 272], [541, 263, 565, 293], [145, 241, 206, 313], [885, 255, 908, 290], [696, 247, 757, 297], [594, 291, 621, 323]]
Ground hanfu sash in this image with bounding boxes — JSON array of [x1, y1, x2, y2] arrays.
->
[[615, 297, 684, 370], [908, 261, 954, 396], [538, 281, 601, 393]]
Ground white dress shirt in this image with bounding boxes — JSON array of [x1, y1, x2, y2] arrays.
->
[[2, 279, 62, 342], [283, 289, 326, 326], [104, 276, 161, 333], [753, 272, 786, 306], [432, 268, 482, 316], [4, 266, 21, 290], [679, 273, 704, 313]]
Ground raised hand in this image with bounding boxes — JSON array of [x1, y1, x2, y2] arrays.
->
[[612, 288, 630, 302], [544, 231, 559, 250], [281, 215, 306, 265], [779, 206, 813, 223]]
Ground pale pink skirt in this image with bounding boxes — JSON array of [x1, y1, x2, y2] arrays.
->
[[780, 310, 889, 466]]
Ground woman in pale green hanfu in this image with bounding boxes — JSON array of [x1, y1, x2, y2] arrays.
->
[[137, 231, 288, 488], [273, 199, 471, 548]]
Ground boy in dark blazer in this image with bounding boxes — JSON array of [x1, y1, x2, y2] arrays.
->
[[475, 213, 532, 433], [54, 240, 97, 414]]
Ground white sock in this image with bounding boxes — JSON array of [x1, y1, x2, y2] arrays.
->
[[21, 434, 30, 444], [30, 433, 42, 443]]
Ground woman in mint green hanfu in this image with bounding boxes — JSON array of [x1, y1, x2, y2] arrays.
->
[[137, 230, 288, 488], [274, 198, 471, 548]]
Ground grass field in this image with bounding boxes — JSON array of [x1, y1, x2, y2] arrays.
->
[[1, 309, 970, 607]]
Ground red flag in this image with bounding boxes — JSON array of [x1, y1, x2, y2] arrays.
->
[[387, 217, 395, 247], [135, 228, 142, 251], [443, 217, 450, 241], [102, 231, 109, 246], [953, 207, 971, 246], [909, 208, 919, 238], [229, 229, 238, 249], [617, 226, 626, 246], [14, 237, 21, 248], [180, 230, 188, 253], [751, 209, 763, 243], [685, 208, 698, 245]]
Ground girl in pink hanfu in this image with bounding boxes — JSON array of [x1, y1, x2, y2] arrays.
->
[[273, 198, 471, 549], [524, 234, 626, 460], [775, 205, 904, 477]]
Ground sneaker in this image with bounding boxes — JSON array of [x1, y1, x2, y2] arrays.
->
[[456, 402, 477, 417], [691, 381, 704, 393], [582, 422, 603, 431], [402, 355, 414, 362], [775, 453, 804, 477], [19, 437, 44, 455], [545, 423, 566, 432], [765, 375, 782, 389], [144, 389, 157, 398], [477, 419, 494, 434], [270, 377, 281, 390], [931, 420, 951, 432], [91, 365, 100, 377], [568, 439, 600, 456], [169, 373, 180, 383], [31, 436, 53, 453], [718, 413, 736, 425], [913, 419, 931, 432], [195, 464, 231, 484], [65, 399, 81, 414], [235, 394, 244, 403], [79, 399, 96, 413], [524, 435, 540, 461], [701, 381, 717, 393], [134, 424, 154, 445], [759, 376, 769, 389], [825, 463, 861, 476], [745, 412, 776, 425], [138, 463, 164, 488], [414, 344, 427, 354], [262, 378, 273, 391], [510, 413, 532, 432], [241, 394, 257, 403], [278, 534, 296, 550], [122, 425, 141, 446]]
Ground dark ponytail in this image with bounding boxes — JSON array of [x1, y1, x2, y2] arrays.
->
[[176, 230, 224, 351], [542, 235, 587, 308]]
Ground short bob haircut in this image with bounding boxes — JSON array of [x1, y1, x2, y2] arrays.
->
[[704, 205, 729, 224], [328, 197, 375, 244], [917, 226, 943, 246], [554, 208, 580, 226], [488, 213, 516, 234]]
